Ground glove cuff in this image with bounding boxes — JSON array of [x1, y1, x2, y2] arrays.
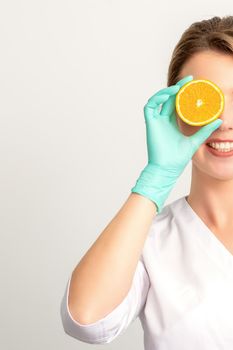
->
[[131, 163, 180, 214]]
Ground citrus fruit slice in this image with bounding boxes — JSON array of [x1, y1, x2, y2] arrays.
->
[[175, 79, 225, 126]]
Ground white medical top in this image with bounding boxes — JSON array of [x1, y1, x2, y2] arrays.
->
[[60, 195, 233, 349]]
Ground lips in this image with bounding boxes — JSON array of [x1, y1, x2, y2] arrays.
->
[[205, 138, 233, 144], [205, 144, 233, 157]]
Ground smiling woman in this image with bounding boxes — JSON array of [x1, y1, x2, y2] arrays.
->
[[167, 16, 233, 252], [61, 15, 233, 350]]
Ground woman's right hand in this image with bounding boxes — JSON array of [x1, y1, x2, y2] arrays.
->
[[131, 75, 223, 214]]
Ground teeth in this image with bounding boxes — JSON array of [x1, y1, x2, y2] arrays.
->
[[212, 149, 233, 152], [208, 142, 233, 152]]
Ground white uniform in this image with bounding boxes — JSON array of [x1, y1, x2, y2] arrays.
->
[[60, 195, 233, 349]]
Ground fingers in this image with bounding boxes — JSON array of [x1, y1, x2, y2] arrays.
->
[[176, 75, 193, 88], [160, 94, 176, 116], [146, 93, 170, 108], [160, 75, 193, 117], [145, 85, 179, 118], [189, 118, 223, 150], [144, 94, 170, 121], [144, 75, 194, 120], [146, 85, 180, 107], [155, 85, 180, 96]]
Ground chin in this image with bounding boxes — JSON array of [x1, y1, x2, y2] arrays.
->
[[192, 156, 233, 181]]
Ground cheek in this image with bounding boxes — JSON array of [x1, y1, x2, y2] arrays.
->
[[175, 112, 202, 136]]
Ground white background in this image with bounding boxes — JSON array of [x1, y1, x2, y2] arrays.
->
[[0, 1, 232, 349]]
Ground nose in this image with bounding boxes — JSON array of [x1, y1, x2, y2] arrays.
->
[[218, 96, 233, 130]]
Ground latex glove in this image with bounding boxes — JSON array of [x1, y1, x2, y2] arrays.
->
[[131, 75, 223, 214]]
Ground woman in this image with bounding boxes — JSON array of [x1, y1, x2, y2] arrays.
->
[[60, 15, 233, 349]]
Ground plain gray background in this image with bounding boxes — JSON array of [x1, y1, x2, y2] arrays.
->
[[1, 1, 232, 349]]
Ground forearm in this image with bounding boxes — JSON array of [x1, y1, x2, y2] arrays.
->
[[68, 192, 156, 324]]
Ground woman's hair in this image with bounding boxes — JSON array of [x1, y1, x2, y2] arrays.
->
[[167, 15, 233, 86]]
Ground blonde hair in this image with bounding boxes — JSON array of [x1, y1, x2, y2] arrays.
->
[[167, 15, 233, 86]]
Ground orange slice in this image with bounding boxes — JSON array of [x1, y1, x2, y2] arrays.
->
[[175, 79, 225, 126]]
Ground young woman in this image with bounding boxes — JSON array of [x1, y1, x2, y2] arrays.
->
[[60, 15, 233, 349]]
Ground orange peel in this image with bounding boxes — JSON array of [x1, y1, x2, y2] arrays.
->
[[175, 79, 225, 126]]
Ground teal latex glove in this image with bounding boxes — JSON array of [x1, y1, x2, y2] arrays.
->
[[131, 75, 223, 214]]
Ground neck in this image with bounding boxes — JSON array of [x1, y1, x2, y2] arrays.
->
[[187, 164, 233, 230]]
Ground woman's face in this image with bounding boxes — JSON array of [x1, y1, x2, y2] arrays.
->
[[176, 50, 233, 180]]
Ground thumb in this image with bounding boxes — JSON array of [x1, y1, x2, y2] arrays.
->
[[189, 119, 223, 150]]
